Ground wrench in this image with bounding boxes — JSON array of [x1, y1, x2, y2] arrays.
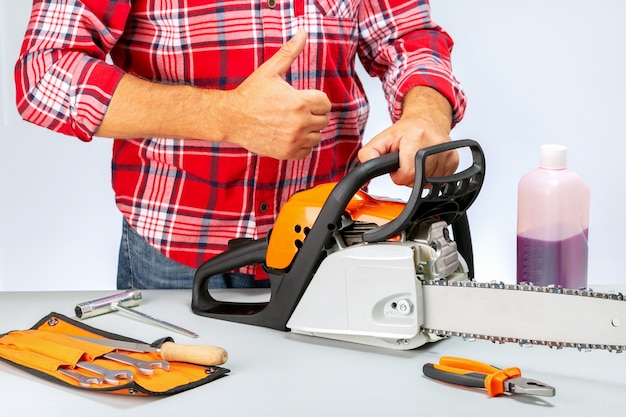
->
[[76, 361, 134, 385], [104, 352, 170, 375], [58, 367, 103, 387]]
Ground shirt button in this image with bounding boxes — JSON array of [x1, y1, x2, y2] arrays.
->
[[259, 202, 270, 213], [267, 0, 276, 8]]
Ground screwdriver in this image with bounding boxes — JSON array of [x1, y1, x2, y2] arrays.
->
[[422, 356, 555, 397]]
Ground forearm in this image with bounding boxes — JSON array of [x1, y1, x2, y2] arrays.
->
[[95, 74, 228, 141], [400, 86, 453, 134], [97, 30, 330, 160]]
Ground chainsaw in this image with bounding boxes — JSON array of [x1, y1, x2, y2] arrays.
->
[[191, 139, 626, 352]]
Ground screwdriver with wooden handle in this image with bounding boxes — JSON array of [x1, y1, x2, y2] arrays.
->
[[71, 336, 228, 366]]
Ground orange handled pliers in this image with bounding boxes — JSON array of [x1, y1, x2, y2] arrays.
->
[[423, 356, 555, 397]]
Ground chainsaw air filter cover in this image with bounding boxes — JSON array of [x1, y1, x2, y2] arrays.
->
[[266, 184, 405, 270]]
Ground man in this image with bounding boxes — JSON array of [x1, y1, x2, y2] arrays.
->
[[15, 0, 466, 289]]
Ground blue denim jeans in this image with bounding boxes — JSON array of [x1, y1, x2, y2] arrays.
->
[[117, 219, 270, 289]]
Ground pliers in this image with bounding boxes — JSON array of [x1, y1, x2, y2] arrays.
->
[[422, 356, 555, 397]]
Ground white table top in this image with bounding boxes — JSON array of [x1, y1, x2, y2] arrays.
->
[[1, 289, 625, 416]]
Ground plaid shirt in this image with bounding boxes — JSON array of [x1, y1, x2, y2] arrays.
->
[[15, 0, 466, 273]]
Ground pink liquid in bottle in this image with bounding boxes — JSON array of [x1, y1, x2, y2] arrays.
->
[[516, 145, 590, 288], [516, 230, 588, 288]]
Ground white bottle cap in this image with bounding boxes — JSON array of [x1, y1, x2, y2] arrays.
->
[[540, 144, 567, 169]]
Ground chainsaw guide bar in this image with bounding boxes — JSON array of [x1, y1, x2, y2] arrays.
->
[[421, 280, 626, 352]]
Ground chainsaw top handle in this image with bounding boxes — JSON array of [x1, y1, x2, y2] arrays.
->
[[362, 139, 485, 243]]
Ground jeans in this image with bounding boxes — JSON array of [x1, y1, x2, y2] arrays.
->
[[117, 219, 270, 290]]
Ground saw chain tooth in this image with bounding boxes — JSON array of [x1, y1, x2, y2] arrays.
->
[[579, 289, 593, 297]]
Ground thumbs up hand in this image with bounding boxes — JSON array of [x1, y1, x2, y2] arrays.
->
[[221, 29, 332, 160]]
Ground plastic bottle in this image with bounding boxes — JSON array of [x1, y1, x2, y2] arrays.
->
[[516, 144, 590, 288]]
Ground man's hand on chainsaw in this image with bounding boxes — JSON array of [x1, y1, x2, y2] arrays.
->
[[358, 86, 459, 187]]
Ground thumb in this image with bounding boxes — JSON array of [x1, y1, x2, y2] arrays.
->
[[262, 29, 307, 77]]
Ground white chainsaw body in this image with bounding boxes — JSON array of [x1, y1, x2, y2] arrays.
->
[[287, 238, 468, 350]]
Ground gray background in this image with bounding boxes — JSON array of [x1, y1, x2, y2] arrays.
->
[[2, 1, 625, 290]]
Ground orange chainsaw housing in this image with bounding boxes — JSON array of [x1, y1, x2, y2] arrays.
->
[[266, 183, 406, 270]]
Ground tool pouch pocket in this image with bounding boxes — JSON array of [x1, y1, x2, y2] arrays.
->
[[0, 312, 229, 396]]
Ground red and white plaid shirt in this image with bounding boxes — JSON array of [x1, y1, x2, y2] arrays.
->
[[15, 0, 466, 273]]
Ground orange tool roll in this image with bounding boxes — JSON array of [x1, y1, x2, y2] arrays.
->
[[0, 312, 229, 396]]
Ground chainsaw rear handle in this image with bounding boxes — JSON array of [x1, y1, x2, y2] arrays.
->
[[194, 238, 268, 290]]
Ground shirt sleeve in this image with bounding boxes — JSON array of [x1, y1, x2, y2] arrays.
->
[[357, 0, 466, 125], [14, 0, 131, 141]]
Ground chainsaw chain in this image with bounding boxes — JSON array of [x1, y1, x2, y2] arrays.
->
[[421, 279, 626, 353]]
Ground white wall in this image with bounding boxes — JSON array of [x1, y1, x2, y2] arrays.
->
[[1, 2, 120, 291], [1, 1, 625, 290]]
